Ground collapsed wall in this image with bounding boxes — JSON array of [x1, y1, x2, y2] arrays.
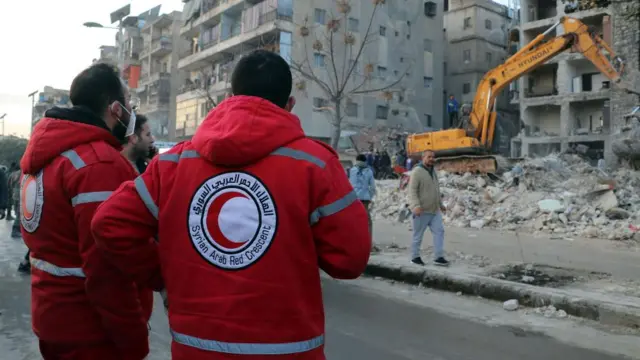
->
[[374, 153, 640, 240]]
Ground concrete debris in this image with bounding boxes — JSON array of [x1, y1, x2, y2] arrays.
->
[[373, 153, 640, 240], [503, 299, 519, 311], [533, 305, 569, 319]]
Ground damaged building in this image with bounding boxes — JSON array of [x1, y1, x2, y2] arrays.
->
[[510, 0, 640, 163]]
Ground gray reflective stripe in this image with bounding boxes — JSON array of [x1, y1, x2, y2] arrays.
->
[[171, 330, 324, 355], [71, 191, 113, 207], [159, 150, 200, 163], [30, 258, 85, 278], [61, 150, 86, 169], [271, 147, 326, 168], [310, 190, 357, 225], [135, 177, 159, 219]]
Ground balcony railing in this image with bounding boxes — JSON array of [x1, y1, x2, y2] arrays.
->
[[180, 10, 293, 63]]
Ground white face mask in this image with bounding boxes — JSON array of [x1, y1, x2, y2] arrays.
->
[[117, 102, 137, 137]]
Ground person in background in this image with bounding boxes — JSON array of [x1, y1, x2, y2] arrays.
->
[[91, 50, 371, 360], [120, 113, 155, 174], [0, 166, 8, 220], [405, 156, 413, 171], [408, 150, 449, 267], [349, 154, 376, 238], [447, 95, 459, 128], [20, 62, 156, 360], [6, 162, 19, 222]]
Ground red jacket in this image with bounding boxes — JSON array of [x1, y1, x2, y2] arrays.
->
[[21, 107, 154, 359], [91, 96, 371, 359]]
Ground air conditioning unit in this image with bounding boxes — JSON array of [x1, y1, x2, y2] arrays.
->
[[424, 1, 437, 17]]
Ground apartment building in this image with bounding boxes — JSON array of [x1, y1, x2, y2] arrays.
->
[[443, 0, 520, 154], [175, 0, 444, 141], [510, 0, 639, 162], [138, 11, 187, 140], [93, 45, 118, 65], [32, 86, 71, 130]]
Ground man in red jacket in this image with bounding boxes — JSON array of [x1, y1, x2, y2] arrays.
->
[[21, 63, 157, 360], [92, 50, 371, 359]]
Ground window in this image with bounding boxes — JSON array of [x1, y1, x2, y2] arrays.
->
[[424, 1, 437, 17], [314, 53, 326, 67], [463, 83, 471, 94], [313, 97, 328, 109], [426, 114, 432, 127], [486, 52, 492, 63], [463, 17, 471, 29], [200, 102, 209, 117], [395, 30, 399, 37], [423, 39, 433, 52], [314, 9, 326, 24], [485, 19, 492, 29], [463, 49, 471, 62], [400, 57, 404, 63], [346, 100, 358, 117], [377, 66, 387, 78], [423, 76, 433, 88], [376, 105, 389, 119], [379, 26, 386, 36], [348, 18, 359, 31]]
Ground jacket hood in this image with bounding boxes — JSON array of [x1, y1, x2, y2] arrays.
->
[[21, 106, 121, 174], [191, 96, 305, 166]]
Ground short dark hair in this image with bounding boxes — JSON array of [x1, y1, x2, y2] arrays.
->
[[134, 114, 149, 135], [356, 154, 367, 162], [70, 63, 125, 115], [231, 50, 292, 108]]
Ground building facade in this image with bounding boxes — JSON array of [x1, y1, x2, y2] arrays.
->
[[444, 0, 517, 120], [510, 0, 639, 162], [32, 86, 71, 130], [175, 0, 444, 141], [138, 11, 188, 140]]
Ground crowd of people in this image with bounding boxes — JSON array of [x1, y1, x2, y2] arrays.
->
[[12, 51, 372, 359], [7, 49, 450, 359]]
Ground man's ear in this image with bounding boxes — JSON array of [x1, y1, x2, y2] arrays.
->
[[285, 96, 296, 112], [109, 102, 123, 119]]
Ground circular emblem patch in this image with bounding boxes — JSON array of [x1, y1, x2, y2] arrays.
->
[[188, 172, 278, 270], [21, 170, 44, 233]]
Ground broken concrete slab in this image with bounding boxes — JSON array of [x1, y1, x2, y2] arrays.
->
[[538, 199, 565, 213]]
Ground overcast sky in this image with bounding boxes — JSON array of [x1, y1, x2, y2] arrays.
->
[[0, 0, 183, 137]]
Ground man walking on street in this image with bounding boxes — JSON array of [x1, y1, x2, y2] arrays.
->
[[20, 63, 155, 360], [408, 150, 449, 266], [7, 163, 21, 236], [349, 154, 376, 237], [91, 50, 371, 360]]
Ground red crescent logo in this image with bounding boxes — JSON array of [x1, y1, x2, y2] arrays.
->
[[206, 191, 251, 250], [21, 175, 36, 220]]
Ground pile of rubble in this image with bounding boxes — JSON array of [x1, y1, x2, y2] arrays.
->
[[373, 153, 640, 240]]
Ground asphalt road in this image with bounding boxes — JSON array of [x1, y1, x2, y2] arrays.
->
[[0, 221, 632, 359]]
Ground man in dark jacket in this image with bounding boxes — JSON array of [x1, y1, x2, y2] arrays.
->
[[21, 63, 157, 360], [121, 114, 156, 174], [0, 166, 8, 220]]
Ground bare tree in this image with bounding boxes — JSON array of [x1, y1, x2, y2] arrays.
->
[[290, 0, 412, 149]]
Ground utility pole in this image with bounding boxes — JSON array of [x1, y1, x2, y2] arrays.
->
[[28, 90, 38, 134]]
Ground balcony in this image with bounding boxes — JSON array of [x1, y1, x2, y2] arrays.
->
[[140, 72, 171, 87], [179, 10, 293, 71], [181, 0, 244, 38]]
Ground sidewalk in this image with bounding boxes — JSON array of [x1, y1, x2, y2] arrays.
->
[[372, 219, 640, 279]]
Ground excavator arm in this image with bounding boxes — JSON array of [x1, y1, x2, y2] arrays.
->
[[470, 16, 627, 149]]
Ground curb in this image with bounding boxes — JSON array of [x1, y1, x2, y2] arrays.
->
[[365, 257, 640, 329]]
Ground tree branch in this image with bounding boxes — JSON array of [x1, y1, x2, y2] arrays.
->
[[339, 2, 380, 94]]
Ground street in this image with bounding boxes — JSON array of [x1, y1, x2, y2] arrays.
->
[[1, 221, 637, 359]]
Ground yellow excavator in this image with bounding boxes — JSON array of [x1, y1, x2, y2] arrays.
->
[[406, 16, 637, 173]]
